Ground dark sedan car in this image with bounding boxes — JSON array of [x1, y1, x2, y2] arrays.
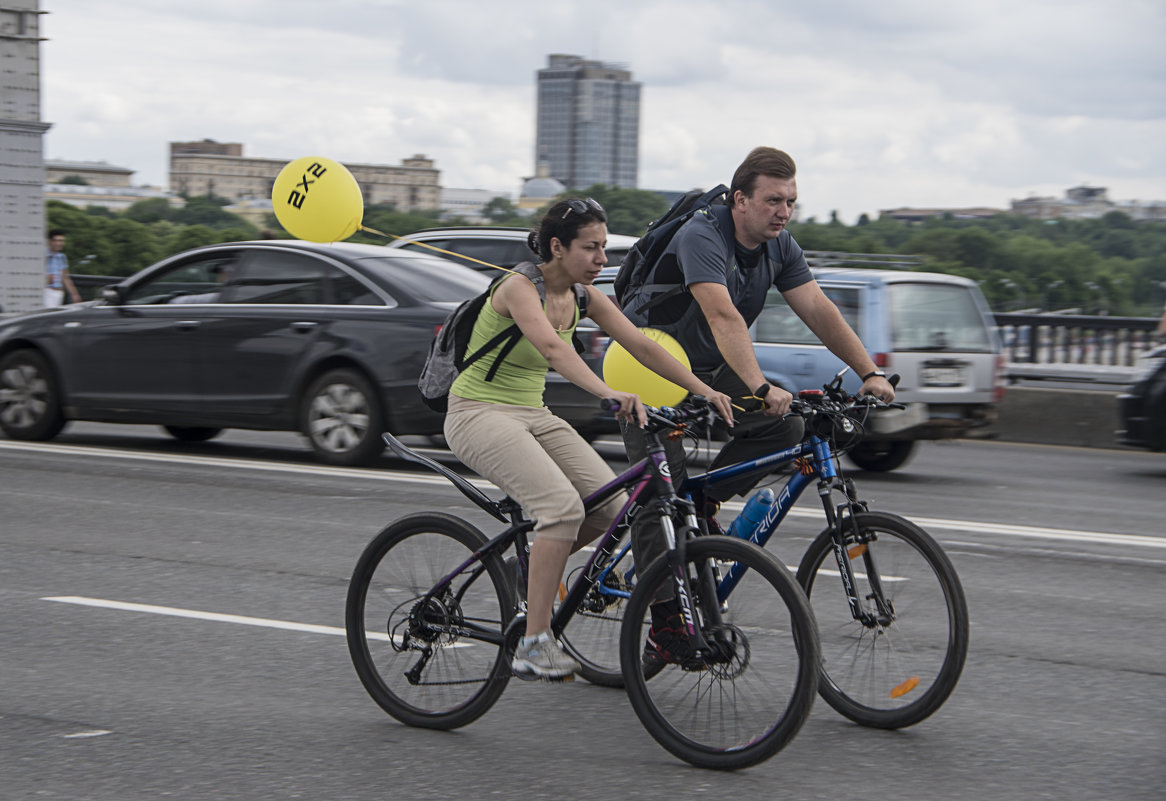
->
[[1117, 344, 1166, 451], [0, 240, 493, 465]]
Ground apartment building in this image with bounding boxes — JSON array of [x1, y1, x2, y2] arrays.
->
[[168, 141, 441, 211]]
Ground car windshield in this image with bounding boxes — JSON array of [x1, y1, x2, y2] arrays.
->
[[889, 282, 993, 351], [355, 255, 490, 302]]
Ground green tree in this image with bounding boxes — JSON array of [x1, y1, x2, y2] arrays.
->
[[568, 185, 669, 236], [124, 198, 172, 224], [481, 196, 526, 225], [104, 218, 160, 275], [58, 174, 89, 185]]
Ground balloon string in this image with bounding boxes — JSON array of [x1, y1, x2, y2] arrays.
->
[[359, 225, 520, 276]]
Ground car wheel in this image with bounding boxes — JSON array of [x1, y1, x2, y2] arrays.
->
[[846, 439, 917, 472], [162, 426, 223, 442], [302, 368, 385, 466], [0, 349, 67, 441]]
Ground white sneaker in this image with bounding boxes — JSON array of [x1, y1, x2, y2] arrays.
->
[[512, 630, 580, 681]]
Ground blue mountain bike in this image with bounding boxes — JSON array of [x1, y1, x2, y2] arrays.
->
[[559, 372, 969, 730]]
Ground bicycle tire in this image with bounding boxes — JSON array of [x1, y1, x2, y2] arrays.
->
[[345, 513, 517, 730], [620, 536, 820, 770], [796, 510, 969, 729]]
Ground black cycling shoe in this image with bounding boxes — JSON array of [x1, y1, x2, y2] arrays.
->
[[642, 612, 707, 671]]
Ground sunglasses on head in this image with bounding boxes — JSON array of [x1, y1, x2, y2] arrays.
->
[[561, 197, 605, 219]]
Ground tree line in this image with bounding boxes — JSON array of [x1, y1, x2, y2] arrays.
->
[[48, 186, 1166, 317]]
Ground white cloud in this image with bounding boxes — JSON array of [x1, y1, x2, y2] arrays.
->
[[38, 0, 1166, 224]]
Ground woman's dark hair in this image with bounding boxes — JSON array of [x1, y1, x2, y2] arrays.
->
[[527, 197, 607, 262]]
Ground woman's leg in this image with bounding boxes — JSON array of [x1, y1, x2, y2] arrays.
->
[[444, 399, 588, 638]]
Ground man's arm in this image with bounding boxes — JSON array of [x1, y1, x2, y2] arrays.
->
[[61, 269, 81, 304], [690, 281, 793, 414], [783, 281, 895, 400]]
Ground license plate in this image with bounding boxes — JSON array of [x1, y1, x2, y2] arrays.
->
[[920, 366, 967, 387]]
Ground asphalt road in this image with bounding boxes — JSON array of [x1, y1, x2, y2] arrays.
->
[[1, 424, 1164, 800]]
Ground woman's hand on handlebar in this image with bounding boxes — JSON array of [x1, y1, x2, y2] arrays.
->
[[606, 390, 647, 428], [702, 389, 736, 428]]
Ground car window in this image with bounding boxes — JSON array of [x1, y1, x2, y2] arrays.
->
[[754, 286, 860, 345], [403, 238, 530, 271], [354, 254, 491, 302], [329, 271, 385, 305], [889, 283, 992, 351], [398, 239, 453, 258], [225, 251, 335, 305], [124, 254, 239, 305], [604, 246, 630, 266]]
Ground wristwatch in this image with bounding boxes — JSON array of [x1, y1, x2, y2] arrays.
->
[[753, 382, 771, 399], [861, 370, 887, 382]]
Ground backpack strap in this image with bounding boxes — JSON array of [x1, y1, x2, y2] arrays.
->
[[463, 262, 590, 376], [633, 203, 737, 314]]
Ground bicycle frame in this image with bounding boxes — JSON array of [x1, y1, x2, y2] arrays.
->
[[380, 424, 714, 651], [588, 424, 882, 627]]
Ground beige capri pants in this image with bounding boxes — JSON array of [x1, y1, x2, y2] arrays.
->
[[444, 396, 624, 543]]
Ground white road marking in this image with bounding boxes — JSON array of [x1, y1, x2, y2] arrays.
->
[[5, 439, 1161, 551], [40, 595, 474, 648], [42, 595, 357, 638]]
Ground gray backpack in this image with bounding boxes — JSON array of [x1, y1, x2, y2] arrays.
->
[[418, 262, 589, 413]]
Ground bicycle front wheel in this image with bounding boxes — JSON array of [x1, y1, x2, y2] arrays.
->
[[345, 513, 516, 730], [620, 536, 820, 770], [796, 510, 969, 729]]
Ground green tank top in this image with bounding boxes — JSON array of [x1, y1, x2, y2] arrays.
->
[[450, 277, 578, 408]]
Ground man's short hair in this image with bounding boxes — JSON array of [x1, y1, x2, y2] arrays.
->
[[47, 228, 65, 239], [730, 147, 797, 198]]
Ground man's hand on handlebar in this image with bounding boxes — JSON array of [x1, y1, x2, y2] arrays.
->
[[759, 384, 794, 417], [860, 375, 896, 403]]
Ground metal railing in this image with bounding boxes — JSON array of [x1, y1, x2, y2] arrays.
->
[[994, 312, 1160, 366]]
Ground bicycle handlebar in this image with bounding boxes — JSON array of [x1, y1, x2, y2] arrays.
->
[[602, 371, 904, 439]]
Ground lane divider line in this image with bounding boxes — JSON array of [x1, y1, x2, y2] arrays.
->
[[7, 440, 1160, 550]]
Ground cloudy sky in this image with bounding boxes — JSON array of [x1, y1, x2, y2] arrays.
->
[[39, 0, 1165, 223]]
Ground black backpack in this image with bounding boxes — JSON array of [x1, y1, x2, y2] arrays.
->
[[418, 262, 589, 413], [613, 184, 731, 314]]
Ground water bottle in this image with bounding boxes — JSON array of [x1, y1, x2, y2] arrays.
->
[[726, 488, 775, 541]]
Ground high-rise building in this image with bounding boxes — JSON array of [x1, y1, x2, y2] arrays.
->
[[535, 54, 640, 190]]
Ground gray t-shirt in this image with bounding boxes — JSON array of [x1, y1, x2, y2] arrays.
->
[[624, 205, 813, 371]]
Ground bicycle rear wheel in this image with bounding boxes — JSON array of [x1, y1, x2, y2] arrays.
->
[[796, 510, 969, 729], [620, 536, 819, 770], [345, 513, 516, 730]]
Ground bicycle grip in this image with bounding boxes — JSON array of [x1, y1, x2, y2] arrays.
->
[[601, 398, 621, 412]]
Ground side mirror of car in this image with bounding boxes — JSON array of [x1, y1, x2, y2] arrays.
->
[[100, 285, 125, 305]]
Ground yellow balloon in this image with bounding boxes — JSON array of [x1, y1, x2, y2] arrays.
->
[[271, 156, 363, 242], [603, 328, 690, 407]]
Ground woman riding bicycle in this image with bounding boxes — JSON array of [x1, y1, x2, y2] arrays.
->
[[442, 197, 734, 681]]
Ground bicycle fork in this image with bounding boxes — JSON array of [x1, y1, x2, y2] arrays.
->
[[659, 503, 732, 662], [820, 477, 895, 628]]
